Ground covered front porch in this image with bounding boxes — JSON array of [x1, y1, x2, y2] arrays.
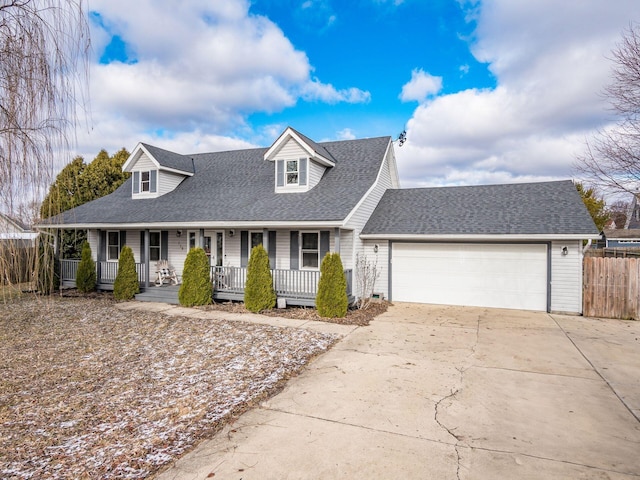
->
[[59, 260, 353, 307]]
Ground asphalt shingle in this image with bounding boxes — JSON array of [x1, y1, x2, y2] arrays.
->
[[52, 136, 391, 226], [361, 180, 599, 236]]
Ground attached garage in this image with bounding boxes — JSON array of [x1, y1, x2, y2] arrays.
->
[[390, 242, 548, 311], [360, 181, 601, 314]]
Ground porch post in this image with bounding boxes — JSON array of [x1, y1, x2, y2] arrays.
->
[[262, 228, 269, 252], [334, 227, 341, 254], [144, 230, 150, 288], [199, 229, 205, 249]]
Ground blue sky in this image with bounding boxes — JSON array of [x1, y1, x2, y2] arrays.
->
[[79, 0, 640, 189]]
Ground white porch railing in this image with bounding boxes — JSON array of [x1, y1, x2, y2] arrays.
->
[[59, 259, 353, 304], [60, 259, 146, 287], [212, 266, 353, 301]]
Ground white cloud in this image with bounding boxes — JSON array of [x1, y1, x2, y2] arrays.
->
[[78, 0, 366, 160], [399, 69, 443, 102], [397, 0, 640, 189], [336, 128, 356, 140], [301, 80, 371, 104]]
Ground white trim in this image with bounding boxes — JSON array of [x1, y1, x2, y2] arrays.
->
[[360, 233, 600, 241]]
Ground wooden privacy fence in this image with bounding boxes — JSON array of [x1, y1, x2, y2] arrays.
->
[[583, 257, 640, 320]]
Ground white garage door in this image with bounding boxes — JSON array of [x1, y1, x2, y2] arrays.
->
[[391, 243, 548, 311]]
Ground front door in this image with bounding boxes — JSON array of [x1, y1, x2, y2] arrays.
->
[[204, 230, 224, 267]]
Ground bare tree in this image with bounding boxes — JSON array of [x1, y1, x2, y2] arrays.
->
[[355, 252, 380, 310], [575, 23, 640, 195], [1, 0, 90, 215], [0, 0, 90, 296]]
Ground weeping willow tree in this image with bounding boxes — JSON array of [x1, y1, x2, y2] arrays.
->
[[0, 0, 90, 298]]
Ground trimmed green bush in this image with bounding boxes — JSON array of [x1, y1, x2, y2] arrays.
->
[[36, 238, 60, 295], [76, 241, 96, 293], [179, 247, 212, 307], [244, 245, 276, 312], [113, 246, 139, 300], [316, 252, 348, 318]]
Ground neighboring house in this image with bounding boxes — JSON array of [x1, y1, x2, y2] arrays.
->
[[39, 127, 599, 313], [0, 212, 37, 248], [600, 228, 640, 248], [624, 193, 640, 229]]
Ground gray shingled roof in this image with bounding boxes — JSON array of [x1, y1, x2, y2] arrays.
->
[[141, 143, 194, 174], [362, 180, 598, 236], [288, 127, 336, 163], [50, 136, 391, 226]]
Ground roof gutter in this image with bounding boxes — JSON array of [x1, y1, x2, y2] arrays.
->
[[34, 220, 347, 230], [359, 233, 601, 241]]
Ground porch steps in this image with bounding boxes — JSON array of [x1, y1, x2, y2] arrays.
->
[[135, 285, 180, 305]]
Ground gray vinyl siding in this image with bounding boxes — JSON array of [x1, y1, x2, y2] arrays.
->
[[275, 230, 290, 269], [550, 240, 583, 314], [345, 145, 394, 298], [88, 230, 99, 261], [159, 171, 186, 195], [339, 229, 354, 267], [133, 152, 155, 170], [308, 160, 326, 188], [362, 239, 389, 300], [275, 138, 306, 158]]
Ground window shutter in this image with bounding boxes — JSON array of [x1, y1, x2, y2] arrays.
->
[[120, 231, 126, 251], [276, 160, 284, 187], [299, 158, 307, 186], [133, 172, 140, 194], [320, 231, 330, 262], [240, 231, 249, 267], [161, 231, 168, 260], [139, 231, 146, 263], [268, 231, 276, 269], [150, 170, 157, 193], [99, 230, 106, 261], [290, 231, 299, 270]]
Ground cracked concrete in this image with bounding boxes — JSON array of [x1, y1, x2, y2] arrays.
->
[[156, 303, 640, 479]]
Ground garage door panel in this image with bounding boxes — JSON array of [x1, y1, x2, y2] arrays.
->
[[392, 243, 547, 311]]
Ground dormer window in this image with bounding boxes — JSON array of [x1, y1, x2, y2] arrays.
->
[[276, 158, 307, 189], [132, 170, 157, 194]]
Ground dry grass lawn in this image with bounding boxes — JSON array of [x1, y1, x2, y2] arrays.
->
[[0, 296, 339, 479]]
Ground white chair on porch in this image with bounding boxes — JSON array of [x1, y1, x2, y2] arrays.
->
[[155, 260, 179, 286]]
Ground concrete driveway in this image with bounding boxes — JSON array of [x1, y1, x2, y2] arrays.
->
[[157, 303, 640, 479]]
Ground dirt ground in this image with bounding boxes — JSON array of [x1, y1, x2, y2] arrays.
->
[[0, 295, 342, 479]]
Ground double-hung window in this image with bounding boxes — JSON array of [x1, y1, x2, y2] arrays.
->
[[149, 231, 161, 262], [301, 232, 319, 269], [132, 170, 157, 194], [286, 160, 299, 185], [276, 158, 307, 189], [107, 231, 120, 261]]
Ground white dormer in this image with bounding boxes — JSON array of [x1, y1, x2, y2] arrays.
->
[[123, 143, 194, 199], [264, 127, 335, 193]]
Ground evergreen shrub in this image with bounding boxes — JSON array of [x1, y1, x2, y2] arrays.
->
[[76, 241, 96, 293], [178, 247, 212, 306], [113, 246, 139, 300], [244, 245, 276, 312], [316, 252, 348, 318]]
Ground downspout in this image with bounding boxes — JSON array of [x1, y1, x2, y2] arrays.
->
[[582, 239, 592, 254]]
